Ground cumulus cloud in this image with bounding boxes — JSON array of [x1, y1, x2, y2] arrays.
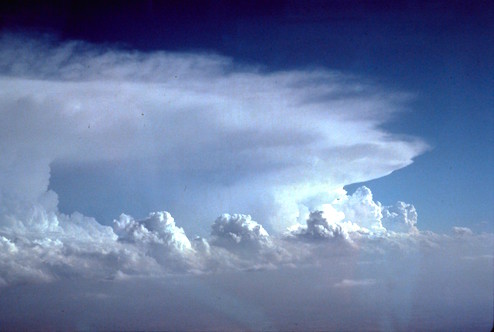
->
[[286, 186, 421, 243], [334, 186, 385, 233], [210, 214, 271, 249], [113, 211, 192, 251], [286, 211, 350, 241], [382, 201, 418, 234], [112, 211, 196, 271], [205, 214, 299, 271], [0, 198, 492, 287]]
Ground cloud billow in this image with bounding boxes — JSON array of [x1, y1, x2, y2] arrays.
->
[[210, 214, 271, 249], [285, 210, 349, 240], [113, 211, 192, 251], [382, 201, 418, 234], [0, 181, 491, 288]]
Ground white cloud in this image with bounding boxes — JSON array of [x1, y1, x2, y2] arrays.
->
[[285, 211, 350, 241], [0, 34, 489, 296], [335, 186, 385, 233], [382, 201, 418, 234], [0, 198, 491, 288], [452, 226, 473, 236], [210, 214, 271, 249], [113, 211, 192, 252], [286, 186, 420, 241], [0, 33, 428, 233]]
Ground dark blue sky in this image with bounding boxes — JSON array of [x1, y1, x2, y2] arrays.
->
[[2, 1, 493, 232]]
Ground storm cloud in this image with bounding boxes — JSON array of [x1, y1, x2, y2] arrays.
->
[[0, 33, 428, 230], [0, 33, 491, 330]]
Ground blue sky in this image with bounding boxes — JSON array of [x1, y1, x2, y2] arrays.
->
[[10, 1, 489, 232]]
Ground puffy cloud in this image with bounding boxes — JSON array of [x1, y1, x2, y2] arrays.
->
[[287, 186, 420, 242], [382, 201, 418, 234], [112, 211, 194, 271], [0, 198, 491, 288], [335, 186, 385, 233], [113, 211, 191, 251], [0, 202, 199, 285], [210, 214, 271, 249], [192, 214, 294, 273], [452, 226, 473, 237], [0, 209, 122, 284], [286, 211, 349, 241], [1, 168, 468, 288]]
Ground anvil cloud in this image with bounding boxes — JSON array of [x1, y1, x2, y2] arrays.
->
[[0, 34, 491, 330], [0, 33, 427, 231]]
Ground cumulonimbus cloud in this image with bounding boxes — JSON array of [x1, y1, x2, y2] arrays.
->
[[0, 33, 428, 231], [2, 33, 488, 289]]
